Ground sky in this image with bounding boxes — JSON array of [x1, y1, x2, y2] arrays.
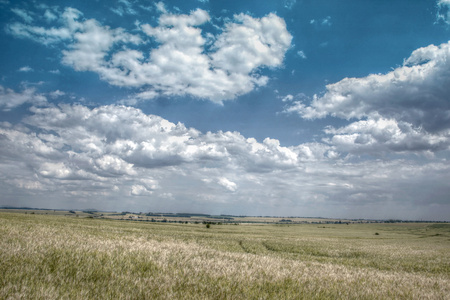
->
[[0, 0, 449, 221]]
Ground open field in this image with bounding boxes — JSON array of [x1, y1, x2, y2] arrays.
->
[[0, 208, 378, 224], [1, 212, 449, 299]]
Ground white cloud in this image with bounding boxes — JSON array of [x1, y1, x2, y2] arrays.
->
[[111, 0, 137, 16], [49, 90, 65, 98], [324, 118, 450, 155], [321, 16, 332, 26], [4, 103, 313, 179], [95, 155, 136, 176], [217, 177, 237, 192], [44, 9, 57, 22], [11, 8, 33, 23], [0, 103, 448, 219], [154, 2, 167, 14], [39, 162, 72, 179], [61, 18, 142, 73], [110, 7, 125, 16], [281, 94, 294, 102], [20, 104, 315, 172], [8, 7, 292, 103], [286, 40, 450, 155], [297, 50, 307, 59], [121, 0, 137, 14], [211, 13, 292, 74], [295, 41, 450, 128], [7, 8, 83, 45], [437, 0, 450, 25], [0, 86, 47, 111], [18, 66, 33, 72], [310, 16, 332, 27], [6, 179, 44, 191], [131, 185, 153, 196], [284, 0, 296, 10]]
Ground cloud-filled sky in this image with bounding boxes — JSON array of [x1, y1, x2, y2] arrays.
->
[[1, 0, 449, 220]]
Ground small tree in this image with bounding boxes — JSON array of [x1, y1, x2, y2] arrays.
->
[[206, 224, 210, 229]]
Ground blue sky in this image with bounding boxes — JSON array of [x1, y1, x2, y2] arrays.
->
[[1, 0, 449, 220]]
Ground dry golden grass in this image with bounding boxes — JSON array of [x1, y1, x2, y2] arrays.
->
[[0, 212, 449, 299]]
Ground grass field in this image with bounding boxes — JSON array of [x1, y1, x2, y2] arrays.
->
[[1, 212, 449, 299]]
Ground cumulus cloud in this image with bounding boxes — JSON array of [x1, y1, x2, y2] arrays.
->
[[292, 41, 450, 130], [0, 103, 448, 219], [8, 7, 292, 103], [324, 118, 449, 155], [18, 104, 322, 174], [211, 13, 292, 74], [0, 104, 317, 206], [285, 40, 450, 155], [0, 86, 47, 111]]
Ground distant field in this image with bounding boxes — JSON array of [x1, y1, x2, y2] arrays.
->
[[1, 212, 449, 299], [0, 209, 370, 224]]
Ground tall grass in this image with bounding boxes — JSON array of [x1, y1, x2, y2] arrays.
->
[[1, 213, 449, 299]]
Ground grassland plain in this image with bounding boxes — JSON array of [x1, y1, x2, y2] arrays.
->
[[0, 212, 449, 299]]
